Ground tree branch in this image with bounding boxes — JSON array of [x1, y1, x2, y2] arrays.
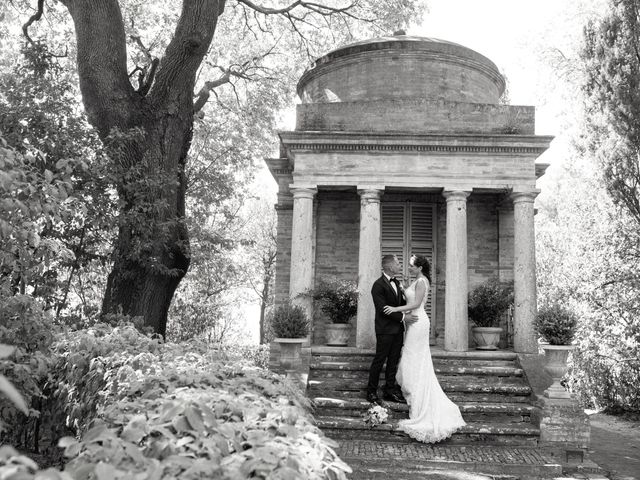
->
[[22, 0, 45, 44], [130, 34, 153, 62], [149, 0, 227, 108], [236, 0, 356, 17], [59, 0, 139, 136], [193, 43, 278, 112]]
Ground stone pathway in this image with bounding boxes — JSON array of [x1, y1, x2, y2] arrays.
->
[[339, 441, 555, 464], [336, 440, 565, 479], [587, 412, 640, 480]]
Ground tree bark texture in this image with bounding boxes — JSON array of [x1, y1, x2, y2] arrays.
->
[[61, 0, 226, 335]]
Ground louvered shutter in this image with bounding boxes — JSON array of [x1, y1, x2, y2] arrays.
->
[[381, 204, 405, 267], [381, 202, 437, 343], [409, 204, 437, 338]]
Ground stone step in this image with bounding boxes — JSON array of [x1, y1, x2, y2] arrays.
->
[[338, 441, 562, 480], [317, 416, 540, 446], [311, 347, 518, 361], [310, 371, 524, 384], [313, 356, 519, 368], [307, 378, 532, 395], [312, 398, 535, 423], [311, 389, 533, 404], [310, 361, 524, 377]]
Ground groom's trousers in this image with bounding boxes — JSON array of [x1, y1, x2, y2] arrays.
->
[[367, 332, 404, 395]]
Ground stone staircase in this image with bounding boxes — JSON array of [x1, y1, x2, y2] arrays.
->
[[308, 347, 542, 446]]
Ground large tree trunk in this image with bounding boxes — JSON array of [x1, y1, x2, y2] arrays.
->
[[62, 0, 226, 336]]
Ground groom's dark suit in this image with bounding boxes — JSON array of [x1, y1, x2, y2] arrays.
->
[[367, 274, 407, 399]]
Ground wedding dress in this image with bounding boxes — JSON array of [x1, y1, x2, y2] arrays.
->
[[396, 277, 467, 442]]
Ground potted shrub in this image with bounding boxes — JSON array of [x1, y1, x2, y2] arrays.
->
[[313, 278, 358, 346], [535, 303, 578, 399], [271, 302, 310, 371], [468, 279, 513, 350]]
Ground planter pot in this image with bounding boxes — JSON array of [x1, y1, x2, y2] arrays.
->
[[541, 344, 575, 399], [274, 338, 305, 371], [325, 323, 352, 346], [471, 327, 503, 350]]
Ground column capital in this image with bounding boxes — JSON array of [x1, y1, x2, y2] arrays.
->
[[289, 186, 317, 200], [357, 188, 383, 201], [443, 190, 471, 202], [510, 189, 540, 204]]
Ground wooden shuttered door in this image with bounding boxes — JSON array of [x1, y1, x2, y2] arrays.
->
[[381, 203, 437, 342]]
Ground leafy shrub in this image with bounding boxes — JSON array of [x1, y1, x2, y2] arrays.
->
[[567, 276, 640, 411], [0, 322, 351, 479], [535, 303, 578, 345], [313, 278, 358, 324], [468, 279, 513, 327], [219, 343, 270, 369], [0, 346, 28, 419], [271, 303, 309, 338], [0, 295, 57, 447]]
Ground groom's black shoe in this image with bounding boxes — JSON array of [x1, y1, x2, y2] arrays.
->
[[383, 391, 407, 404], [366, 392, 380, 404]]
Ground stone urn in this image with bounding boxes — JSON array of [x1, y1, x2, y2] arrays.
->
[[274, 338, 306, 371], [325, 323, 352, 346], [471, 327, 503, 350], [541, 344, 575, 399]]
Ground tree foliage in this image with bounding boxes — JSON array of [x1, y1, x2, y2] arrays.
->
[[0, 42, 116, 320], [6, 0, 426, 336], [569, 0, 640, 411], [583, 0, 640, 224]]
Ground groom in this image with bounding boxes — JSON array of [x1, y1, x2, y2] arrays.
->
[[366, 254, 417, 404]]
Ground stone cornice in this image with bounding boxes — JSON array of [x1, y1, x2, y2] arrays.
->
[[264, 157, 293, 179], [278, 132, 554, 156], [535, 162, 550, 179]]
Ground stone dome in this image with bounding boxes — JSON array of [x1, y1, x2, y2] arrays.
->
[[297, 35, 506, 105]]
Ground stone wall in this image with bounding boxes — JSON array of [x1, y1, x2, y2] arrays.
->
[[274, 205, 293, 310], [296, 100, 534, 135], [313, 191, 360, 345]]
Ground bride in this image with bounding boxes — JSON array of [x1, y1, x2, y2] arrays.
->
[[383, 254, 466, 443]]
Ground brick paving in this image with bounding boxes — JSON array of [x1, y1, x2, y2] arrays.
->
[[337, 440, 557, 465]]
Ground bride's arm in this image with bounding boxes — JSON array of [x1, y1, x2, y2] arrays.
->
[[383, 280, 428, 314]]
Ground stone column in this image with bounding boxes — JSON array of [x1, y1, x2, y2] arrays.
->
[[356, 188, 383, 349], [289, 187, 317, 339], [443, 190, 470, 352], [512, 191, 539, 353]]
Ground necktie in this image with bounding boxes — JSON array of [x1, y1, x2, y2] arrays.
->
[[391, 277, 401, 301]]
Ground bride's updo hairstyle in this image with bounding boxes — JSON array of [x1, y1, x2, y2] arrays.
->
[[410, 255, 432, 283]]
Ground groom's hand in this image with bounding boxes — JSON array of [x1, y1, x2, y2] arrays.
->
[[404, 314, 419, 325]]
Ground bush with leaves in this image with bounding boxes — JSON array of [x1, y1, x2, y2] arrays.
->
[[0, 43, 115, 319], [535, 303, 578, 345], [219, 343, 270, 369], [270, 303, 310, 339], [468, 279, 514, 328], [0, 295, 57, 449], [312, 278, 358, 324], [1, 321, 351, 479]]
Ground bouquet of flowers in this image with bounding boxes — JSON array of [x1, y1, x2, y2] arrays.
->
[[364, 404, 389, 428]]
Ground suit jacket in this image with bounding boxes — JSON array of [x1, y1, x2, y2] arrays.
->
[[371, 275, 407, 335]]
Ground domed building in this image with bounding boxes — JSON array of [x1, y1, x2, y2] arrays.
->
[[266, 34, 551, 353]]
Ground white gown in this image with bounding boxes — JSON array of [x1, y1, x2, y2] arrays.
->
[[396, 277, 467, 443]]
